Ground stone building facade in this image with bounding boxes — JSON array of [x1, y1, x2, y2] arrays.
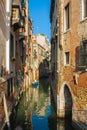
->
[[0, 0, 30, 129], [50, 0, 59, 112], [28, 18, 34, 84], [32, 34, 50, 80], [50, 0, 87, 127]]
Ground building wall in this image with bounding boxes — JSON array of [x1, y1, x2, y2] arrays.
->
[[50, 0, 87, 122], [0, 0, 31, 128], [19, 0, 29, 90], [0, 1, 6, 74], [58, 0, 87, 120], [28, 18, 34, 84], [32, 34, 50, 79], [50, 0, 59, 112]]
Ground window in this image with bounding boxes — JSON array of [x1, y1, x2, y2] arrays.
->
[[80, 40, 87, 66], [10, 33, 15, 60], [84, 0, 87, 17], [12, 0, 15, 3], [64, 3, 70, 30], [65, 52, 70, 65], [82, 0, 87, 19]]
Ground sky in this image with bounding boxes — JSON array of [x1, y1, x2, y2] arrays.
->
[[29, 0, 51, 41]]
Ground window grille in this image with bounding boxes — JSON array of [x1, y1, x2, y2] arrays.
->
[[80, 40, 87, 66]]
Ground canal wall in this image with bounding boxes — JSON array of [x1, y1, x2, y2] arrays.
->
[[72, 110, 87, 130], [72, 121, 87, 130], [0, 80, 23, 130]]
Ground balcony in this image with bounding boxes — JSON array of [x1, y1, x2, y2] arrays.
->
[[11, 0, 25, 29], [11, 6, 20, 26]]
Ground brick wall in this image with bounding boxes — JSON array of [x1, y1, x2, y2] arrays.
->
[[59, 0, 87, 110]]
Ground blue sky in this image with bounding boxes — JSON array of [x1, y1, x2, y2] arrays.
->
[[29, 0, 51, 40]]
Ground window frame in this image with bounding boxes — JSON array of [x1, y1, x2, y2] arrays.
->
[[64, 3, 70, 32], [81, 0, 87, 20], [80, 40, 87, 66], [64, 51, 70, 66]]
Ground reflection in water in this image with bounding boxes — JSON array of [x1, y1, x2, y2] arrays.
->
[[10, 78, 53, 130], [58, 119, 65, 130], [10, 78, 75, 130], [57, 119, 75, 130]]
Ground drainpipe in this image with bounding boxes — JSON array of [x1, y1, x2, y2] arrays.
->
[[6, 0, 12, 73], [2, 92, 11, 130], [57, 0, 60, 115]]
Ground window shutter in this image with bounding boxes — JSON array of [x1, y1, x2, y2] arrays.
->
[[80, 41, 83, 65], [80, 40, 87, 66]]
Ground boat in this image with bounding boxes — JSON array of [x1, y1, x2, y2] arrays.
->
[[32, 80, 39, 85], [32, 80, 39, 88]]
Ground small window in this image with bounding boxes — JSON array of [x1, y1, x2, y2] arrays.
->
[[65, 3, 70, 30], [84, 0, 87, 18], [82, 0, 87, 19], [65, 52, 70, 65]]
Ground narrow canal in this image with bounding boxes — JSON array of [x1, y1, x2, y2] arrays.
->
[[9, 78, 75, 130]]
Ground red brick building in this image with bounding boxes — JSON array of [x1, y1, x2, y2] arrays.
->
[[50, 0, 87, 127]]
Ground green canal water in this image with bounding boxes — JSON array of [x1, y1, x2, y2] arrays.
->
[[10, 78, 57, 130], [8, 78, 75, 130]]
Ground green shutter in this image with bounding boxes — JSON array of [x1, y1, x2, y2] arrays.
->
[[80, 41, 87, 66]]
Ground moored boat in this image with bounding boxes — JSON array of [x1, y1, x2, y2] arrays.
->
[[32, 80, 39, 88], [32, 80, 39, 85]]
